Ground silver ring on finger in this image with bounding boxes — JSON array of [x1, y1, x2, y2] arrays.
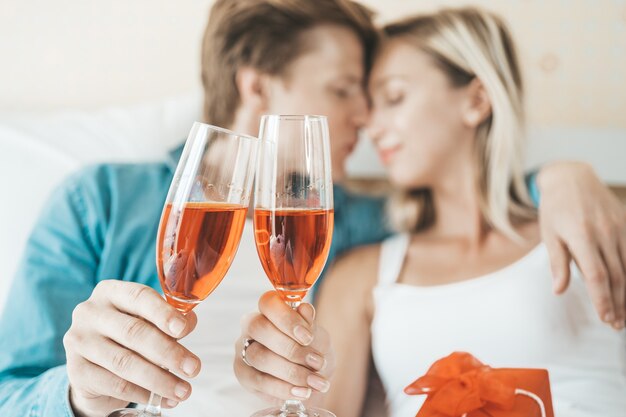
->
[[241, 337, 255, 367]]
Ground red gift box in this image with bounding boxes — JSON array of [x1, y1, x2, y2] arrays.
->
[[404, 352, 554, 417]]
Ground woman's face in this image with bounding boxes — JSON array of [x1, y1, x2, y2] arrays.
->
[[367, 39, 473, 189], [265, 25, 368, 180]]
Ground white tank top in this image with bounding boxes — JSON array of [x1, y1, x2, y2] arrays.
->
[[371, 234, 626, 417]]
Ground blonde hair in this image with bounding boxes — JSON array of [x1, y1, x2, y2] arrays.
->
[[201, 0, 378, 128], [383, 7, 536, 240]]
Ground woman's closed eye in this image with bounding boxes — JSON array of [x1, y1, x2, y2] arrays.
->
[[372, 91, 404, 109], [384, 90, 404, 106]]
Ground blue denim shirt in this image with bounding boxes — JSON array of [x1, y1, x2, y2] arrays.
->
[[0, 145, 390, 416]]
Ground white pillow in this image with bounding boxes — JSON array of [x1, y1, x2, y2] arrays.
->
[[0, 92, 202, 311]]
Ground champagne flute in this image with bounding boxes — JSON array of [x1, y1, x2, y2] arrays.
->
[[252, 115, 335, 417], [108, 122, 258, 417]]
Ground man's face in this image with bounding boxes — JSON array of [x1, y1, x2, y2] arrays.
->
[[264, 25, 368, 181]]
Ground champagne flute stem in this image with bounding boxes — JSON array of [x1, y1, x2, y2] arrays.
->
[[281, 300, 307, 416], [281, 399, 307, 416], [140, 297, 186, 417], [142, 391, 162, 416], [140, 308, 189, 415]]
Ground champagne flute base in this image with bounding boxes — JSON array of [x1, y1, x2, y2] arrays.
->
[[107, 408, 166, 417], [250, 407, 336, 417]]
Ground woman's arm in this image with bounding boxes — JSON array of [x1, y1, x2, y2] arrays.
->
[[234, 245, 381, 417], [234, 292, 333, 405], [315, 244, 380, 417]]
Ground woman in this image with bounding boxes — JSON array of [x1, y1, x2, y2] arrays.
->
[[235, 7, 626, 417]]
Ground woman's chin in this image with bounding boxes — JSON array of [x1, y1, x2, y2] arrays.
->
[[388, 169, 425, 189]]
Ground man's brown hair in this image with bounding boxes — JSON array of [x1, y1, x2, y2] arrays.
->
[[201, 0, 377, 128]]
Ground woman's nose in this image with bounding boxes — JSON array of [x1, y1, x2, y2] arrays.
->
[[365, 111, 384, 144]]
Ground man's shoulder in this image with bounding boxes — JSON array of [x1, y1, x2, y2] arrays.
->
[[59, 161, 171, 202], [66, 161, 170, 188], [50, 161, 172, 231]]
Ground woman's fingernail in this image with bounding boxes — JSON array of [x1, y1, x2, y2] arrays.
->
[[613, 321, 625, 330], [175, 382, 190, 400], [294, 325, 313, 346], [169, 317, 186, 336], [182, 357, 199, 377], [166, 399, 179, 408], [307, 374, 330, 393], [300, 304, 316, 322], [291, 386, 312, 399], [305, 353, 325, 371], [604, 311, 615, 323]]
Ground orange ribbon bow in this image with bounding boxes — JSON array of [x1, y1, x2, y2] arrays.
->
[[404, 352, 552, 417]]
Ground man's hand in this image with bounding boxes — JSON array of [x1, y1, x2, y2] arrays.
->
[[538, 162, 626, 330], [63, 280, 201, 417]]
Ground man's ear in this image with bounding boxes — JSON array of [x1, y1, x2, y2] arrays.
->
[[462, 77, 492, 128], [235, 66, 269, 114]]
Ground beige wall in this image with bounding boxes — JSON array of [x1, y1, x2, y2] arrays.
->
[[360, 0, 626, 129], [0, 0, 211, 111], [1, 0, 625, 129]]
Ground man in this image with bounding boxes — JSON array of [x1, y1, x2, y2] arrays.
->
[[0, 1, 624, 416]]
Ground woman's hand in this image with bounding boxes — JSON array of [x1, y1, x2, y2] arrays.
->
[[234, 291, 334, 405], [538, 162, 626, 330], [63, 280, 201, 417]]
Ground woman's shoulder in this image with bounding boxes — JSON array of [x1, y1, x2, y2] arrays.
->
[[333, 243, 382, 276], [329, 234, 410, 280], [316, 243, 383, 323], [319, 244, 382, 298]]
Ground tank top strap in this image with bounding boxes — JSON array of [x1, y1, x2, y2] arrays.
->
[[377, 233, 410, 286]]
